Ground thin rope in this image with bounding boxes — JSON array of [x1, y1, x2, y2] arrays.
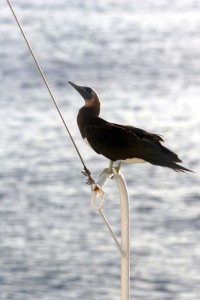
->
[[7, 0, 94, 183], [99, 209, 125, 257], [90, 182, 125, 256]]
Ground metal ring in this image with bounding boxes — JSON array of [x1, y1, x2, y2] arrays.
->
[[90, 185, 105, 210]]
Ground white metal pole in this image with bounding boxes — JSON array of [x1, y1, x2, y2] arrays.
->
[[114, 171, 130, 300], [91, 169, 130, 300]]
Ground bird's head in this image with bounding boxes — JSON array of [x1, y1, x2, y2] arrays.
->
[[68, 81, 100, 108]]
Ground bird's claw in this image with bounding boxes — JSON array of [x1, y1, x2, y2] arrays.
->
[[100, 161, 122, 177], [113, 161, 122, 174]]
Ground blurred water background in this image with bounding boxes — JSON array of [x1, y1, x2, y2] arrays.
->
[[0, 0, 200, 299]]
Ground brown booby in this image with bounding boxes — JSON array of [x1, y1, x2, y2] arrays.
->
[[68, 81, 192, 173]]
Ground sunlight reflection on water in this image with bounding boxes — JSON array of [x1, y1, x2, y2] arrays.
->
[[0, 0, 200, 299]]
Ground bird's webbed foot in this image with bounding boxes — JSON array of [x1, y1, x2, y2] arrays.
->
[[113, 161, 122, 173], [100, 160, 113, 175], [101, 161, 122, 175]]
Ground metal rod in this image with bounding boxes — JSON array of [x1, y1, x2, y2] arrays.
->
[[99, 209, 125, 257], [7, 0, 89, 174], [114, 171, 130, 300]]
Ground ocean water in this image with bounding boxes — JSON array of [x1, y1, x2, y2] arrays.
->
[[0, 0, 200, 299]]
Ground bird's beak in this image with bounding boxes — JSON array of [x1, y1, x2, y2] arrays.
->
[[68, 81, 86, 99]]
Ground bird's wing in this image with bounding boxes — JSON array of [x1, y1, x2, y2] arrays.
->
[[84, 123, 180, 163], [112, 123, 164, 142]]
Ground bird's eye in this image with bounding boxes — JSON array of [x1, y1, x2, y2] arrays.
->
[[85, 87, 92, 93]]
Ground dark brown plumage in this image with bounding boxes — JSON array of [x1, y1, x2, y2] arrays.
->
[[69, 81, 193, 173]]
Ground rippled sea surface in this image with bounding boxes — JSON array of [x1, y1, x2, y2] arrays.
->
[[1, 1, 200, 299]]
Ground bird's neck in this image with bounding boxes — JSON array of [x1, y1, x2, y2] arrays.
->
[[77, 104, 100, 138]]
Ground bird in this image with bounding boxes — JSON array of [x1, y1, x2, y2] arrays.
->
[[68, 81, 193, 173]]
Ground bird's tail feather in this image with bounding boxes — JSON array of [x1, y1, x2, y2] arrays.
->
[[147, 160, 193, 173], [160, 145, 182, 162]]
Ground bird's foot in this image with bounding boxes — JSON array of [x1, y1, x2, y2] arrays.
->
[[100, 161, 122, 176], [113, 161, 122, 174], [100, 161, 114, 175]]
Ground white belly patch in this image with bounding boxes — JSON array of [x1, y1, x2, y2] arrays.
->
[[120, 158, 146, 164]]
